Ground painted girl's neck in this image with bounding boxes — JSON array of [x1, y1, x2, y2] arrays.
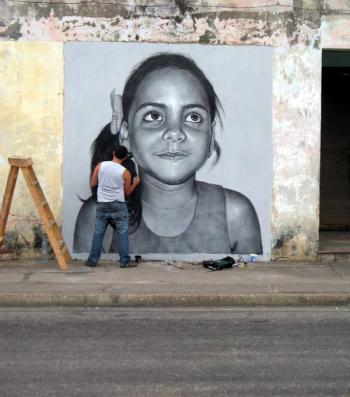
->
[[140, 170, 197, 209]]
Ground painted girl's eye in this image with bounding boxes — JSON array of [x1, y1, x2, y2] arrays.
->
[[185, 113, 202, 123], [144, 111, 163, 122]]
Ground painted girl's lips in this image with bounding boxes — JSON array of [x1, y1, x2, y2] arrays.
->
[[154, 151, 190, 160]]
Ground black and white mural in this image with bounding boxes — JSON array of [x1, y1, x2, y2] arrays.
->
[[63, 43, 273, 260]]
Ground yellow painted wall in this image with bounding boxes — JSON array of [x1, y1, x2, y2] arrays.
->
[[0, 42, 63, 243]]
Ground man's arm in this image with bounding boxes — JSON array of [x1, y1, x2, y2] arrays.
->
[[123, 170, 141, 196], [90, 163, 101, 187]]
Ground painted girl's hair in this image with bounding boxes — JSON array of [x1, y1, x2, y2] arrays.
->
[[122, 52, 223, 128]]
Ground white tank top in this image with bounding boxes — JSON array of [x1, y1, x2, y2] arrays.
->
[[97, 161, 126, 203]]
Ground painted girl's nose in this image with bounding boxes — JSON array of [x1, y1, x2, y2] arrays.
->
[[162, 127, 186, 143]]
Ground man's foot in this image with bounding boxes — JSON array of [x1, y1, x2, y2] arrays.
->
[[85, 260, 97, 267], [119, 262, 138, 268]]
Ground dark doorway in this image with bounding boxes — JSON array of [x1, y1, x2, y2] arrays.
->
[[319, 50, 350, 253]]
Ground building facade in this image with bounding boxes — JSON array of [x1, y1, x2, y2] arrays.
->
[[1, 0, 349, 260]]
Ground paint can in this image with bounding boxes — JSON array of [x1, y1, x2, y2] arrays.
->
[[41, 235, 49, 263], [250, 254, 257, 263]]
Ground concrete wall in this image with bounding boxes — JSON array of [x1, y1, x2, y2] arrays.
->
[[0, 42, 63, 252], [1, 0, 350, 259]]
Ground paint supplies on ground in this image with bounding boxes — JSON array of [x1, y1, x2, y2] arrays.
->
[[202, 256, 237, 271]]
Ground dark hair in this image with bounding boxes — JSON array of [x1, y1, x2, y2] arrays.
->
[[122, 52, 222, 161], [90, 123, 115, 176], [122, 52, 223, 127], [113, 145, 128, 160]]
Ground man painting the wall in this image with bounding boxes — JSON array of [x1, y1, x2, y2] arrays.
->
[[85, 145, 141, 268]]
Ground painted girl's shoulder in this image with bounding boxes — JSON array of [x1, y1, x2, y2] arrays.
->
[[223, 187, 262, 254], [77, 197, 97, 220], [73, 197, 97, 252], [223, 187, 256, 214]]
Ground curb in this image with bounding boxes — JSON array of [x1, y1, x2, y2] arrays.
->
[[0, 293, 349, 307]]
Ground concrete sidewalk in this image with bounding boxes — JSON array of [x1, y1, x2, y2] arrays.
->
[[0, 259, 350, 306]]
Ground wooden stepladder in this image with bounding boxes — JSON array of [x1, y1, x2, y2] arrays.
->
[[0, 157, 71, 271]]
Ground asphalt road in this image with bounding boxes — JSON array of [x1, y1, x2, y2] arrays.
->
[[0, 307, 349, 397]]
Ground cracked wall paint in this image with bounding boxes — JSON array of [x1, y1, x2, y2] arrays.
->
[[272, 45, 321, 259], [12, 14, 319, 46]]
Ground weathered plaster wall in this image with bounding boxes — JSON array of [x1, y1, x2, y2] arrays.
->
[[272, 46, 321, 259], [0, 42, 63, 247], [322, 15, 350, 48], [1, 1, 344, 259]]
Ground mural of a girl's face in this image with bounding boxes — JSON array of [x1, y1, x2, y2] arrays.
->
[[125, 67, 214, 185]]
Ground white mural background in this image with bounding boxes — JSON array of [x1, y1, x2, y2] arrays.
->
[[62, 42, 273, 260]]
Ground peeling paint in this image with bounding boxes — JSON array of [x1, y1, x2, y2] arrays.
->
[[199, 29, 216, 43], [7, 20, 22, 40], [273, 229, 295, 250], [0, 5, 321, 47]]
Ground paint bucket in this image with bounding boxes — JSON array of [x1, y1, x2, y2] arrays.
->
[[250, 254, 257, 263]]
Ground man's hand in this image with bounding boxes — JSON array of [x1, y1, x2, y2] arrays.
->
[[124, 172, 141, 196], [133, 176, 141, 187], [90, 163, 101, 187]]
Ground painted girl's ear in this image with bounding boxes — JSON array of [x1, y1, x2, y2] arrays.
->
[[110, 89, 123, 135], [119, 121, 131, 151], [208, 125, 215, 158]]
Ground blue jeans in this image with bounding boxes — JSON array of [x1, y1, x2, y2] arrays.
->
[[87, 200, 130, 266]]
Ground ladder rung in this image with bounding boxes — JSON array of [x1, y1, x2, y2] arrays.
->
[[8, 157, 33, 167]]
